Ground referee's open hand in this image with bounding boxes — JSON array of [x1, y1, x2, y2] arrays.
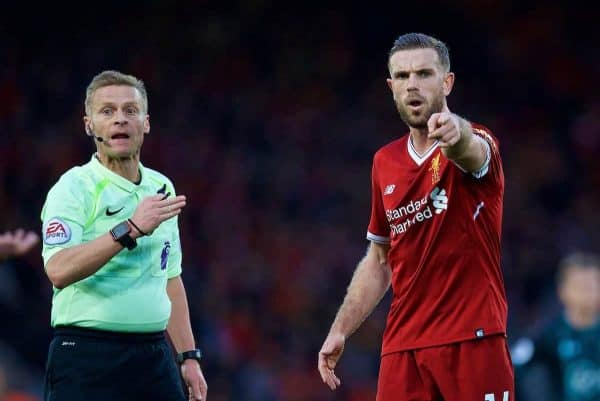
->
[[181, 359, 207, 401], [129, 194, 186, 237]]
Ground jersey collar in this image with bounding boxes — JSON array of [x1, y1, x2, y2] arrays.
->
[[90, 154, 146, 192], [407, 136, 439, 166]]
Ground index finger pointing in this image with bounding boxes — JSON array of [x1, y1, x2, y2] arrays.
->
[[427, 113, 440, 133], [436, 112, 451, 126]]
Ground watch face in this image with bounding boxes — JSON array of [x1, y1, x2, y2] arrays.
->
[[111, 221, 131, 238]]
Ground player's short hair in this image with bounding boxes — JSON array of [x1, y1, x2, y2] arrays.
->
[[388, 33, 451, 72], [557, 251, 600, 285], [85, 70, 148, 115]]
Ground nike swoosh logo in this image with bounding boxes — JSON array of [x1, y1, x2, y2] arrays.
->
[[106, 207, 124, 216]]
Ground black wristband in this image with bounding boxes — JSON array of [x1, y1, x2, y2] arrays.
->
[[127, 219, 148, 236]]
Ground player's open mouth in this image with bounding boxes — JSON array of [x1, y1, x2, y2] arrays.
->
[[407, 100, 423, 108], [111, 133, 130, 140]]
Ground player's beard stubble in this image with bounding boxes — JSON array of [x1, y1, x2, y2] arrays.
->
[[396, 93, 444, 130]]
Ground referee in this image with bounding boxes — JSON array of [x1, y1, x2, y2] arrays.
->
[[40, 70, 207, 401]]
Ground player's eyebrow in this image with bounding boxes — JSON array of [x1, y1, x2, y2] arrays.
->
[[392, 67, 435, 78]]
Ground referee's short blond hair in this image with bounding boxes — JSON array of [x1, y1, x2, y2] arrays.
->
[[85, 70, 148, 115]]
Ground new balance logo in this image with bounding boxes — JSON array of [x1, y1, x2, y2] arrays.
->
[[383, 184, 396, 195]]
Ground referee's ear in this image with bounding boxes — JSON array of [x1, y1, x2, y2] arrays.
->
[[143, 114, 150, 134]]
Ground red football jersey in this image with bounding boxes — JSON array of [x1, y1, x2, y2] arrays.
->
[[367, 123, 507, 355]]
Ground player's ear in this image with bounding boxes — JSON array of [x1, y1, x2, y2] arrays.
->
[[143, 114, 150, 134], [443, 72, 455, 96]]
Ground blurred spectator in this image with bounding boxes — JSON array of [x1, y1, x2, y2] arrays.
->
[[512, 252, 600, 401], [0, 230, 38, 260]]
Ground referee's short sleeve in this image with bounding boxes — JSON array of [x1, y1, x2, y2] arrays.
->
[[41, 170, 89, 266]]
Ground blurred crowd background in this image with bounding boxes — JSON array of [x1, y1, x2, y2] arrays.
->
[[0, 1, 598, 400]]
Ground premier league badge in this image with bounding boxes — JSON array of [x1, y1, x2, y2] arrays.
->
[[160, 241, 171, 270]]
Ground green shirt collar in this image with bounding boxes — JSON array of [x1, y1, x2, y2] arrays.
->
[[89, 154, 146, 193]]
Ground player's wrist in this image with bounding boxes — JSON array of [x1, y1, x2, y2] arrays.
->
[[328, 327, 347, 341]]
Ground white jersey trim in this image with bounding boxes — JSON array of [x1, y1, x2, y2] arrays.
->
[[407, 136, 440, 166], [451, 136, 491, 179], [366, 232, 390, 244]]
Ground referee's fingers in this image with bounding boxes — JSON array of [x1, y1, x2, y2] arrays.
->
[[190, 382, 203, 400], [159, 195, 186, 206]]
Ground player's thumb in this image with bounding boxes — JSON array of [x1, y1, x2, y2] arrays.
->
[[319, 341, 333, 356]]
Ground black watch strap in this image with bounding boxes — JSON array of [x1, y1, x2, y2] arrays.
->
[[117, 234, 137, 250], [176, 349, 202, 364]]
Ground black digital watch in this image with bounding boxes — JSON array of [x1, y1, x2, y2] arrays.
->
[[110, 221, 137, 250], [176, 349, 202, 364]]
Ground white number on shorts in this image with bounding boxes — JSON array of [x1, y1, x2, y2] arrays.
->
[[484, 391, 509, 401]]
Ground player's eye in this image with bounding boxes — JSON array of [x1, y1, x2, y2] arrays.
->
[[395, 72, 409, 79], [126, 107, 138, 115], [418, 70, 432, 77], [101, 108, 113, 116]]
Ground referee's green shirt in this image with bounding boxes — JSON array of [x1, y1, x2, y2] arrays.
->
[[41, 155, 182, 332]]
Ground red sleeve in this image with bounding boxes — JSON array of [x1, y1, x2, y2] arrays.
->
[[366, 156, 390, 244]]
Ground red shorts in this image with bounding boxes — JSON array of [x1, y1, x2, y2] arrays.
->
[[376, 335, 514, 401]]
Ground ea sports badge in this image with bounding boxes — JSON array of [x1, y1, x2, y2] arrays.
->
[[43, 217, 71, 245]]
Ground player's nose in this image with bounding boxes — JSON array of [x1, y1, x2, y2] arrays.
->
[[407, 73, 419, 90]]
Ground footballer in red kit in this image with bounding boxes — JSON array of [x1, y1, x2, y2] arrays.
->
[[368, 123, 506, 352], [318, 33, 514, 401]]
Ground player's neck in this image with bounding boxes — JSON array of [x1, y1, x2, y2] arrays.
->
[[96, 153, 141, 183], [565, 307, 599, 329], [409, 129, 437, 156]]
